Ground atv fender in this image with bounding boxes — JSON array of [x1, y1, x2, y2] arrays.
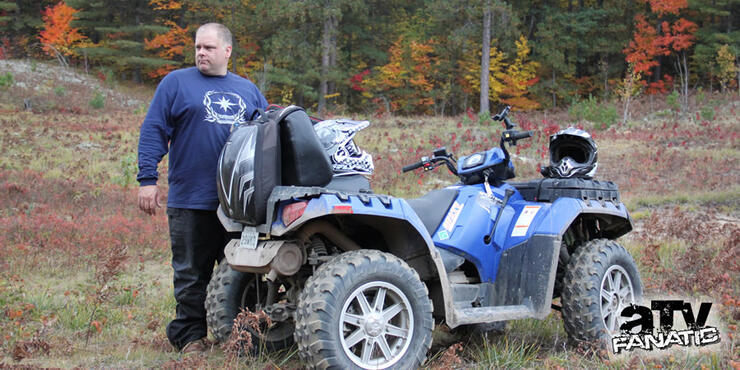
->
[[530, 197, 633, 238]]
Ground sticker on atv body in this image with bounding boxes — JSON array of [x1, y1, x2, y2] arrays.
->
[[441, 201, 464, 232], [511, 206, 541, 237]]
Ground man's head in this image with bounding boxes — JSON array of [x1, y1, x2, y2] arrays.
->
[[195, 23, 232, 76]]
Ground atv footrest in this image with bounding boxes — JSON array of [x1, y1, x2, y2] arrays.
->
[[454, 305, 535, 325]]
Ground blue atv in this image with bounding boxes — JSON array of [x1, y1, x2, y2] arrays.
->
[[206, 105, 642, 369]]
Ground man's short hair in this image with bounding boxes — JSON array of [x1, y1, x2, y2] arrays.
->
[[197, 23, 233, 46]]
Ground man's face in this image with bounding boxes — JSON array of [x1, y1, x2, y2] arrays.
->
[[195, 27, 231, 76]]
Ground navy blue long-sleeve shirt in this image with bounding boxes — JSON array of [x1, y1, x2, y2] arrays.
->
[[137, 67, 268, 210]]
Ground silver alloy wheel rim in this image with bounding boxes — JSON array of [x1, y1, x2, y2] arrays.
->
[[339, 281, 414, 369], [600, 265, 635, 334]]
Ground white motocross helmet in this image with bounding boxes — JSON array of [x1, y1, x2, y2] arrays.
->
[[313, 119, 374, 176]]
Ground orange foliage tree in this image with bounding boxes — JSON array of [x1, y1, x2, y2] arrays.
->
[[363, 36, 437, 115], [144, 20, 189, 78], [624, 0, 697, 105], [38, 1, 88, 65]]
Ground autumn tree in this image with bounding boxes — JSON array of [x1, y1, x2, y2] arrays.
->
[[616, 63, 643, 123], [460, 42, 506, 105], [38, 1, 88, 67], [498, 35, 540, 110], [624, 0, 698, 113], [363, 36, 436, 115], [142, 0, 192, 79], [661, 17, 698, 113], [715, 45, 738, 92], [144, 20, 188, 78]]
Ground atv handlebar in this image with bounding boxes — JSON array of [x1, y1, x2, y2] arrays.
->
[[403, 106, 534, 178], [503, 130, 533, 145], [402, 160, 425, 173], [402, 148, 458, 175]]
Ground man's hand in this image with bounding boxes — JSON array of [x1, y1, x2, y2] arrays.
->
[[138, 185, 163, 215]]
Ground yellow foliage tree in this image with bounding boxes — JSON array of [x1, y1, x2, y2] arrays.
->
[[615, 62, 643, 123], [499, 35, 540, 110], [460, 42, 506, 102], [716, 44, 737, 92]]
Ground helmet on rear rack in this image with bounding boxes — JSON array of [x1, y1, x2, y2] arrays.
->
[[314, 119, 374, 176], [541, 127, 598, 179]]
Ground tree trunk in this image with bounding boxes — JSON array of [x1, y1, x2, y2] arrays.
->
[[329, 15, 337, 97], [319, 7, 337, 115], [552, 70, 557, 108], [480, 1, 491, 115], [229, 4, 238, 74], [675, 52, 690, 115]]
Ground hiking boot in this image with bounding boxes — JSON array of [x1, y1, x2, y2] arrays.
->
[[181, 337, 210, 354]]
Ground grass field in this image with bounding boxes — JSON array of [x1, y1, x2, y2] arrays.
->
[[1, 60, 738, 368]]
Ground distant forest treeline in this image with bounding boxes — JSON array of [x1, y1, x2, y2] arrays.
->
[[1, 0, 738, 115]]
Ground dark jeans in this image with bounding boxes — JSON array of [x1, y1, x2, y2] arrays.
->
[[166, 207, 227, 350]]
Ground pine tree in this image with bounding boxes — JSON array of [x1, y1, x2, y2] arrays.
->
[[67, 0, 170, 81]]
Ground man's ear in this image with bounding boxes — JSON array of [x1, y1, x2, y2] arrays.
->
[[225, 45, 233, 59]]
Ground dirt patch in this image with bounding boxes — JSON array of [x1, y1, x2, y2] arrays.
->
[[0, 59, 145, 112]]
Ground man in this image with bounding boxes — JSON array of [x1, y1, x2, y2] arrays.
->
[[136, 23, 268, 353]]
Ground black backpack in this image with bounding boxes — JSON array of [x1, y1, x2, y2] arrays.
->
[[217, 105, 332, 225]]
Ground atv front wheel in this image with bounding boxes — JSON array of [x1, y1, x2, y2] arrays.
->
[[561, 239, 643, 344], [294, 250, 434, 369], [205, 260, 294, 351]]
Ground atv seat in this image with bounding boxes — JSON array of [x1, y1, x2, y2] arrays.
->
[[324, 174, 372, 193], [406, 189, 459, 236]]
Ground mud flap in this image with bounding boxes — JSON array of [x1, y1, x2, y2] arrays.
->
[[485, 234, 561, 318]]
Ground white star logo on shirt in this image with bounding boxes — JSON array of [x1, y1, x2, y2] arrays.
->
[[215, 96, 236, 112]]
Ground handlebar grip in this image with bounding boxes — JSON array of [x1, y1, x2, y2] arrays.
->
[[402, 161, 423, 173], [512, 130, 533, 140]]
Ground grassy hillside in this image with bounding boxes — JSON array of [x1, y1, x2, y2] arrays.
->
[[1, 60, 738, 368]]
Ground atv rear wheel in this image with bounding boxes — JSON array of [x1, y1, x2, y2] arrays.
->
[[561, 239, 643, 344], [205, 260, 294, 351], [294, 250, 434, 369]]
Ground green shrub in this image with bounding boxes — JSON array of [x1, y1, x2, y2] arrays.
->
[[568, 95, 618, 129], [110, 152, 138, 187], [0, 72, 14, 89], [89, 91, 105, 109], [699, 105, 715, 121], [54, 86, 66, 97], [478, 110, 493, 126], [666, 90, 680, 111]]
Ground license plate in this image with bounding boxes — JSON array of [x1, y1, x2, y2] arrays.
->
[[239, 226, 258, 249]]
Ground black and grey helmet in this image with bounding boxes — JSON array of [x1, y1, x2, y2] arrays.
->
[[314, 119, 374, 176], [541, 127, 598, 179]]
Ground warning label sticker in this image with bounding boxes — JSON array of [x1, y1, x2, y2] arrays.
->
[[511, 206, 541, 237]]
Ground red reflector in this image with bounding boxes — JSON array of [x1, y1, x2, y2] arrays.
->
[[332, 205, 353, 214], [282, 201, 308, 226]]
